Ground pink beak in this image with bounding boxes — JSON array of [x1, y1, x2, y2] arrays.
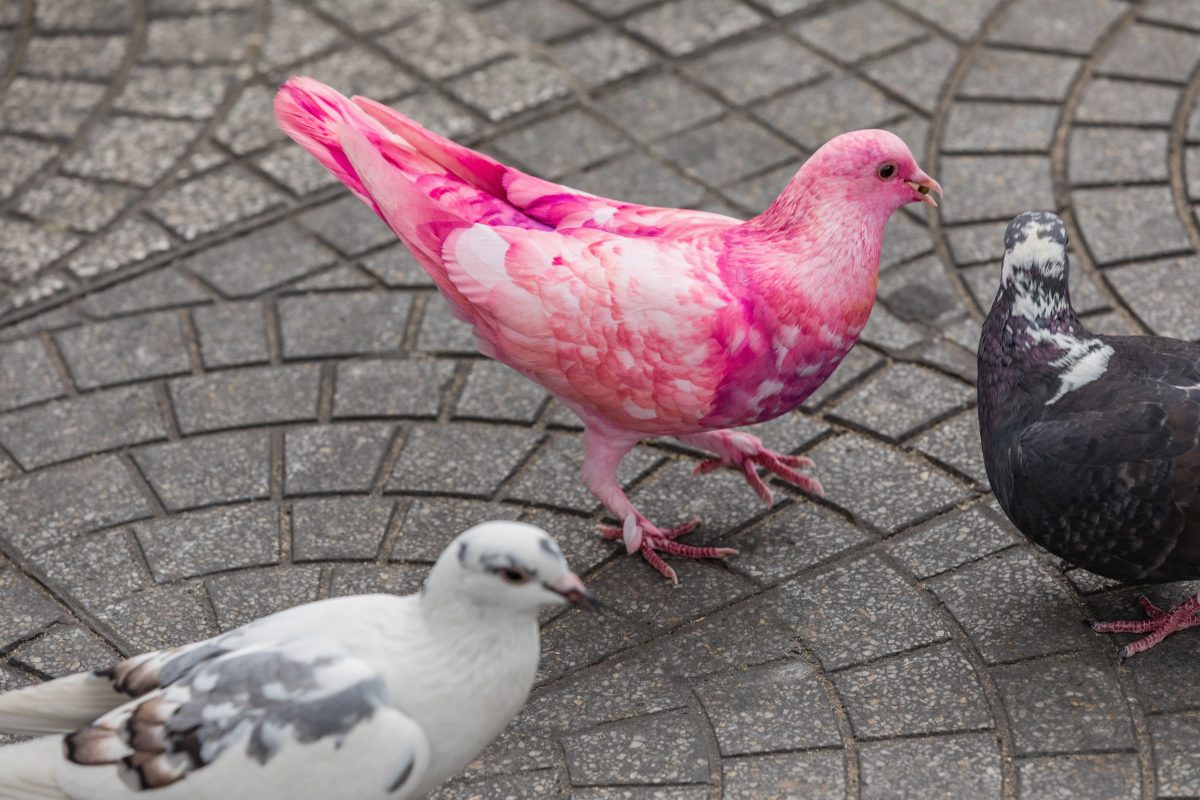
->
[[905, 170, 943, 207], [551, 572, 599, 611]]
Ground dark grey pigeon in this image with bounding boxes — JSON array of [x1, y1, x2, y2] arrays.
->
[[978, 211, 1200, 660]]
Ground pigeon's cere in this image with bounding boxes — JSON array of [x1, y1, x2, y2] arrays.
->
[[978, 211, 1200, 660], [0, 522, 595, 799], [274, 77, 940, 582]]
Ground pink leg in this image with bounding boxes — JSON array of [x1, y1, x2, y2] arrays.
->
[[1087, 594, 1200, 659], [581, 425, 735, 584], [677, 429, 824, 505]]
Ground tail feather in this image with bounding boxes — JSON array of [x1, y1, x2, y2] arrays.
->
[[0, 736, 68, 799], [0, 673, 125, 737]]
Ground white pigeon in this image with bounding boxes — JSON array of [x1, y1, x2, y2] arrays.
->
[[0, 521, 596, 799]]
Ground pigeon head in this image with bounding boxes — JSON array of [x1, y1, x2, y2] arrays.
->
[[802, 129, 942, 214], [995, 211, 1077, 325], [426, 521, 597, 615]]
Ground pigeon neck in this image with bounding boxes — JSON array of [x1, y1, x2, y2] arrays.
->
[[419, 567, 538, 628]]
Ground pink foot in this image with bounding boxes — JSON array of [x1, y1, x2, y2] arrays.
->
[[688, 431, 824, 505], [1087, 594, 1200, 660], [598, 516, 736, 584]]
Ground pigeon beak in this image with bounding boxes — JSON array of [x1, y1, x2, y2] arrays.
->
[[551, 572, 600, 612], [905, 172, 942, 207]]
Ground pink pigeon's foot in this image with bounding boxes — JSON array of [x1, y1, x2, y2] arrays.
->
[[598, 516, 736, 584], [687, 430, 824, 505], [1086, 594, 1200, 660]]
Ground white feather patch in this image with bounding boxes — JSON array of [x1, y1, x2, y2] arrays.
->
[[1042, 334, 1114, 405], [453, 225, 510, 290]]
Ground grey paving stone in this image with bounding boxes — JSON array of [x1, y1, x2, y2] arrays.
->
[[724, 163, 796, 214], [455, 360, 549, 423], [943, 102, 1059, 153], [625, 0, 762, 56], [1107, 257, 1200, 340], [889, 503, 1019, 579], [535, 603, 656, 685], [829, 363, 973, 442], [385, 88, 479, 142], [912, 410, 989, 486], [834, 643, 992, 739], [0, 217, 80, 284], [256, 144, 343, 196], [684, 33, 828, 105], [938, 155, 1054, 224], [795, 1, 924, 63], [134, 503, 279, 582], [1068, 127, 1170, 185], [289, 265, 374, 292], [861, 733, 1002, 800], [495, 111, 628, 180], [214, 84, 286, 155], [16, 177, 135, 235], [206, 566, 321, 630], [989, 0, 1126, 54], [133, 430, 270, 511], [568, 787, 707, 800], [0, 455, 153, 553], [0, 135, 57, 202], [64, 115, 202, 188], [931, 548, 1093, 663], [169, 364, 321, 434], [278, 45, 414, 101], [863, 35, 959, 115], [35, 0, 134, 30], [284, 423, 394, 494], [56, 311, 190, 389], [297, 196, 396, 257], [0, 385, 166, 469], [148, 165, 284, 242], [1074, 186, 1192, 265], [653, 117, 796, 187], [892, 0, 1000, 40], [803, 346, 884, 409], [144, 11, 254, 62], [0, 338, 64, 411], [958, 50, 1081, 101], [329, 563, 429, 597], [914, 338, 979, 385], [625, 457, 767, 544], [504, 435, 660, 512], [780, 554, 949, 669], [695, 659, 840, 755], [334, 359, 455, 418], [478, 0, 591, 41], [257, 0, 341, 70], [596, 74, 724, 142], [728, 502, 870, 584], [992, 653, 1134, 756], [279, 291, 412, 358], [114, 64, 233, 120], [1097, 23, 1200, 82], [11, 625, 118, 677], [587, 556, 755, 631], [416, 296, 483, 356], [431, 770, 564, 800], [0, 77, 105, 137], [182, 223, 336, 298], [879, 213, 935, 270], [565, 151, 706, 209], [64, 218, 175, 281], [756, 76, 904, 152], [411, 506, 521, 592], [806, 434, 970, 533], [378, 5, 510, 79], [1017, 754, 1139, 800], [77, 270, 209, 319], [94, 583, 214, 652], [191, 301, 270, 368], [448, 56, 571, 122], [33, 528, 150, 610], [0, 567, 62, 646], [1187, 146, 1200, 200], [292, 496, 395, 562], [387, 423, 542, 497], [1151, 712, 1200, 796], [551, 29, 657, 89], [723, 751, 844, 800], [563, 709, 709, 785], [1075, 78, 1179, 125], [359, 245, 435, 289]]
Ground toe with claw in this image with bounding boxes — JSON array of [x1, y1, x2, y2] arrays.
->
[[688, 431, 824, 505], [598, 515, 736, 584], [1087, 594, 1200, 660]]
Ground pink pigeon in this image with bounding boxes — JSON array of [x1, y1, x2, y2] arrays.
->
[[275, 77, 941, 582]]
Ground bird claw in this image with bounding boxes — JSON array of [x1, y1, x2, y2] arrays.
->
[[597, 517, 733, 582], [1088, 594, 1200, 659]]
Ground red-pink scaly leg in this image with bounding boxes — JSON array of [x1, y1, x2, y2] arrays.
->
[[678, 429, 824, 505], [581, 424, 735, 583], [1087, 594, 1200, 659]]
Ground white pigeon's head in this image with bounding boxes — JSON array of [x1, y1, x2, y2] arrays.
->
[[426, 521, 597, 615]]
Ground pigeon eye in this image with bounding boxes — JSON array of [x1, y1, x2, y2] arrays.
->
[[498, 567, 531, 585], [876, 161, 898, 180]]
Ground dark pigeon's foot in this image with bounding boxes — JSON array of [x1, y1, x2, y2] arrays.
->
[[1086, 594, 1200, 660]]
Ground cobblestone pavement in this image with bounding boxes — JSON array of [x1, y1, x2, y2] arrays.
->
[[2, 0, 1200, 797]]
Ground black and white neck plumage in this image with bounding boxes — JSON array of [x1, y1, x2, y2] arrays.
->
[[978, 211, 1200, 658]]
